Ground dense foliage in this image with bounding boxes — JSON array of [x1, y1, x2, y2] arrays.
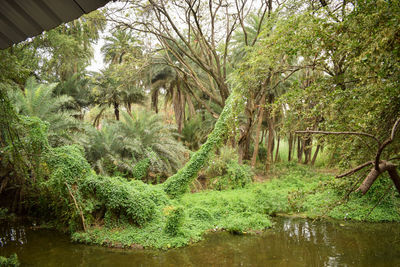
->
[[0, 0, 399, 253]]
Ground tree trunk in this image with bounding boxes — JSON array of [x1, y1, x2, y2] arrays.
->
[[152, 89, 159, 113], [274, 135, 280, 162], [186, 94, 196, 119], [238, 121, 252, 164], [261, 129, 265, 146], [127, 102, 132, 115], [304, 136, 312, 164], [265, 111, 274, 171], [288, 133, 293, 162], [357, 162, 391, 194], [388, 166, 400, 194], [114, 102, 120, 121], [297, 136, 303, 163], [238, 100, 254, 163], [291, 135, 296, 161], [311, 144, 320, 166], [251, 93, 266, 167], [172, 78, 184, 136]]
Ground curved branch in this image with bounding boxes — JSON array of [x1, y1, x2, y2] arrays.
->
[[374, 117, 400, 170], [336, 161, 373, 178], [65, 183, 86, 232], [390, 117, 400, 140]]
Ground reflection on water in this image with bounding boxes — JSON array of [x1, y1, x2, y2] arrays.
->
[[0, 223, 27, 247], [1, 217, 399, 266]]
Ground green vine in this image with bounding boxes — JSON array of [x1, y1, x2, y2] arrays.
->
[[162, 89, 244, 197]]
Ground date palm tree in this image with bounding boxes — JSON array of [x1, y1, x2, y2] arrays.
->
[[83, 110, 187, 178], [9, 77, 79, 146]]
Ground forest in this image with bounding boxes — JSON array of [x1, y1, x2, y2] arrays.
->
[[0, 0, 399, 263]]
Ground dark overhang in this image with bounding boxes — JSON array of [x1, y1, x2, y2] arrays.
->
[[0, 0, 110, 49]]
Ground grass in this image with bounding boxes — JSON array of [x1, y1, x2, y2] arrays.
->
[[71, 162, 400, 249]]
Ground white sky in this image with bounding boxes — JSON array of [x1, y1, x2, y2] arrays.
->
[[86, 35, 105, 72], [86, 1, 124, 73]]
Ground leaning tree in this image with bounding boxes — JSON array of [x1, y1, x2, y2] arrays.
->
[[296, 117, 400, 195]]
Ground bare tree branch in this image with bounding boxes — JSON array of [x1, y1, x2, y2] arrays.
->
[[336, 161, 373, 178], [295, 130, 380, 144]]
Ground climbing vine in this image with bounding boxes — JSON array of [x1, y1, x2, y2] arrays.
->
[[162, 89, 245, 197]]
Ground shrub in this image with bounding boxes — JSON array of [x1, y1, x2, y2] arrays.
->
[[187, 207, 213, 222], [164, 206, 185, 236], [205, 146, 253, 190], [131, 158, 150, 180], [81, 176, 165, 226], [0, 254, 19, 267]]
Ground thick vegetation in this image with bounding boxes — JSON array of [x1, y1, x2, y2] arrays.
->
[[0, 0, 399, 253]]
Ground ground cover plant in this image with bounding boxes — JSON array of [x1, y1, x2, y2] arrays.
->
[[71, 162, 400, 249]]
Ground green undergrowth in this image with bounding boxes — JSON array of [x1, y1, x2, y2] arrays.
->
[[0, 254, 19, 267], [203, 145, 253, 190], [72, 163, 400, 249], [72, 185, 273, 249], [257, 163, 400, 222]]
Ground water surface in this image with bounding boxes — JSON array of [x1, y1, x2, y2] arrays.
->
[[1, 217, 399, 266]]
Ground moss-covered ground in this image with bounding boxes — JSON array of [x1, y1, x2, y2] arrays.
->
[[71, 163, 400, 249]]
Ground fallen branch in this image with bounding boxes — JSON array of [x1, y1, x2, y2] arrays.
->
[[296, 117, 400, 195], [374, 117, 400, 170], [336, 161, 373, 178], [65, 182, 87, 232]]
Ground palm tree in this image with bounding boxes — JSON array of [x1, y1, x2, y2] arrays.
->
[[119, 111, 187, 176], [101, 29, 140, 65], [149, 57, 201, 135], [92, 67, 125, 121], [9, 77, 79, 146], [82, 110, 187, 178], [82, 123, 128, 175], [54, 72, 93, 118], [96, 29, 146, 121]]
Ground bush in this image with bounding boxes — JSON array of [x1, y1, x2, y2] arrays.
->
[[0, 254, 19, 267], [205, 146, 253, 190], [164, 206, 185, 236], [131, 158, 150, 180], [81, 176, 166, 226], [187, 207, 213, 222]]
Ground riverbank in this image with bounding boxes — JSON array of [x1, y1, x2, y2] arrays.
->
[[70, 163, 400, 249]]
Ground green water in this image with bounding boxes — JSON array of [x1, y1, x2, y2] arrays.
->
[[1, 217, 399, 266]]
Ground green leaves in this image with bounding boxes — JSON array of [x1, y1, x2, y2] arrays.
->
[[163, 88, 244, 197], [83, 110, 187, 178], [9, 77, 80, 146]]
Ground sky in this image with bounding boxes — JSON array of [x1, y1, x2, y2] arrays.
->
[[86, 1, 124, 73], [86, 35, 106, 72]]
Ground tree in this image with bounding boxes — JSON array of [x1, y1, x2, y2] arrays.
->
[[36, 10, 106, 81], [96, 29, 146, 120], [101, 29, 141, 65], [109, 0, 272, 113], [83, 110, 187, 178], [9, 77, 79, 146]]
